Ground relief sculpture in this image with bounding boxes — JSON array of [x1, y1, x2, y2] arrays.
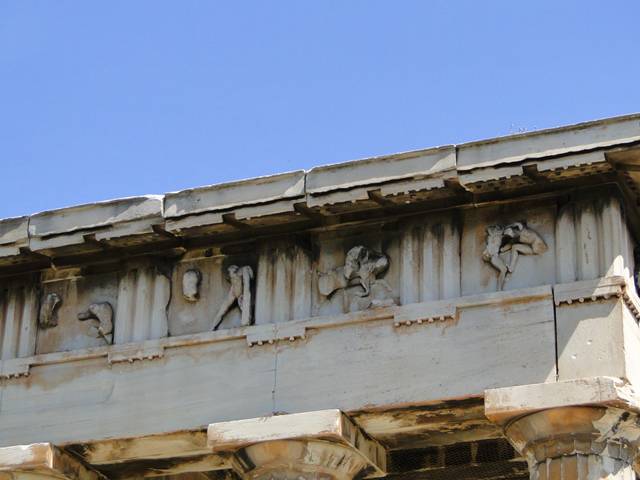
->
[[213, 265, 254, 330], [182, 269, 202, 302], [483, 221, 547, 290], [78, 302, 114, 344], [39, 292, 62, 328], [319, 245, 396, 312]]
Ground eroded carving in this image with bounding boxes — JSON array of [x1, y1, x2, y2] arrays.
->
[[319, 245, 396, 312], [38, 292, 62, 328], [483, 222, 547, 290], [213, 265, 254, 330], [182, 269, 202, 302], [78, 302, 114, 344]]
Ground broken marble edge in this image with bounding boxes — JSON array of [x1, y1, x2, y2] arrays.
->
[[0, 216, 29, 248], [458, 112, 640, 170], [1, 113, 639, 252], [164, 170, 307, 219], [28, 195, 165, 238]]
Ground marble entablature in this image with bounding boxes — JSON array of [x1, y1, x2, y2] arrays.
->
[[0, 114, 640, 364], [4, 114, 640, 480], [0, 193, 633, 359]]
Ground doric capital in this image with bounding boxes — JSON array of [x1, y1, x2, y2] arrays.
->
[[207, 410, 386, 480], [505, 406, 640, 474], [0, 443, 104, 480], [485, 377, 640, 479]]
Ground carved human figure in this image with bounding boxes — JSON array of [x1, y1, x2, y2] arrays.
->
[[319, 245, 395, 312], [182, 269, 202, 302], [78, 302, 114, 344], [501, 222, 548, 273], [212, 265, 253, 330], [39, 292, 62, 328], [483, 221, 547, 290], [318, 267, 348, 297], [344, 245, 390, 297], [482, 225, 509, 290]]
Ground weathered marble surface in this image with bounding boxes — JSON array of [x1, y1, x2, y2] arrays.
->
[[0, 192, 633, 357], [0, 443, 103, 480], [207, 410, 387, 480], [0, 216, 28, 258], [486, 378, 640, 480], [0, 114, 639, 480], [36, 270, 119, 353], [0, 285, 557, 447], [0, 283, 37, 360]]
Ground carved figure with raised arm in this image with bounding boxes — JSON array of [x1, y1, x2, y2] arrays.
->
[[344, 245, 390, 297], [483, 221, 547, 290], [319, 245, 395, 312], [501, 221, 548, 273], [212, 265, 254, 330], [482, 225, 509, 290]]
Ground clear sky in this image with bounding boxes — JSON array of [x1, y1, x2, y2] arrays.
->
[[1, 1, 639, 219]]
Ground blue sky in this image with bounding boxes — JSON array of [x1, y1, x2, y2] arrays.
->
[[1, 1, 639, 219]]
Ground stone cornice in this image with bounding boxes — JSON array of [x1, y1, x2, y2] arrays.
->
[[553, 276, 640, 323], [1, 114, 639, 274]]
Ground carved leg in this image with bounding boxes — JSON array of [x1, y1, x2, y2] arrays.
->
[[357, 278, 371, 297], [212, 292, 237, 331], [490, 255, 508, 290], [239, 267, 254, 327], [239, 292, 252, 327], [508, 244, 534, 273]]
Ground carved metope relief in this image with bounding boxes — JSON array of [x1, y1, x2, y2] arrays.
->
[[182, 269, 202, 302], [319, 245, 396, 312], [39, 292, 62, 328], [78, 302, 114, 344], [213, 265, 254, 330], [483, 221, 548, 290]]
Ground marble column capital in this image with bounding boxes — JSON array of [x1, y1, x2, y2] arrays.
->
[[505, 406, 640, 469], [485, 377, 640, 479], [207, 409, 386, 480], [0, 443, 104, 480]]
